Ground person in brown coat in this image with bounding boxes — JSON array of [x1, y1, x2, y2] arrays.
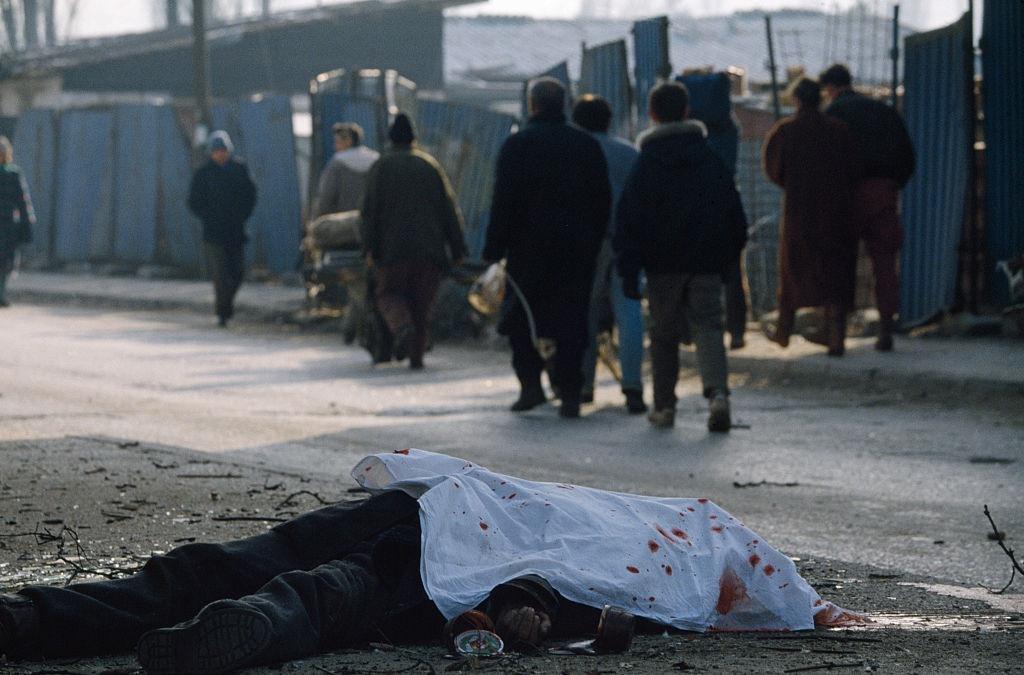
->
[[762, 78, 857, 356]]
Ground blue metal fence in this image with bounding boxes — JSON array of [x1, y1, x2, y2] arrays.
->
[[579, 39, 633, 139], [212, 96, 302, 274], [900, 14, 972, 327], [633, 16, 671, 133], [55, 109, 115, 263], [415, 100, 517, 259], [12, 108, 57, 261], [982, 0, 1024, 305]]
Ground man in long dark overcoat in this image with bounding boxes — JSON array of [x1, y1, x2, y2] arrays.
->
[[188, 131, 257, 327], [821, 63, 915, 351], [763, 78, 858, 356], [483, 77, 612, 418]]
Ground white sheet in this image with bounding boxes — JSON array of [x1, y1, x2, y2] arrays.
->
[[353, 449, 859, 632]]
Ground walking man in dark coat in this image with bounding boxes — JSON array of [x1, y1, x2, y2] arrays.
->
[[614, 82, 747, 433], [763, 78, 858, 356], [0, 136, 34, 308], [821, 64, 916, 351], [483, 77, 612, 418], [360, 113, 468, 370], [187, 131, 257, 327]]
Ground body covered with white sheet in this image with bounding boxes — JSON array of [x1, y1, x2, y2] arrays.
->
[[354, 449, 858, 632]]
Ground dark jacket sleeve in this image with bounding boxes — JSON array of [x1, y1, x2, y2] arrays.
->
[[238, 164, 257, 222], [434, 162, 468, 262], [359, 162, 381, 259], [762, 122, 785, 188], [187, 166, 209, 221], [724, 173, 748, 264], [483, 137, 520, 263], [584, 139, 612, 252], [891, 111, 916, 189], [612, 159, 646, 284], [15, 171, 34, 244]]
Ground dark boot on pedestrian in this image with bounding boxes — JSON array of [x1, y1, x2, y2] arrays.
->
[[559, 392, 581, 418], [875, 314, 895, 352], [510, 385, 546, 412], [647, 408, 675, 429], [0, 593, 40, 660], [624, 388, 647, 414], [707, 392, 731, 433], [392, 324, 414, 361], [826, 305, 847, 357]]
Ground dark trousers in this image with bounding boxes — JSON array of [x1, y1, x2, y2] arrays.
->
[[0, 252, 13, 301], [647, 274, 729, 410], [205, 242, 245, 320], [373, 261, 442, 364], [505, 302, 587, 402], [18, 491, 419, 658], [724, 259, 749, 341], [854, 178, 903, 321]]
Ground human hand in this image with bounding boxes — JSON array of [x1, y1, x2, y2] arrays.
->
[[495, 606, 551, 648]]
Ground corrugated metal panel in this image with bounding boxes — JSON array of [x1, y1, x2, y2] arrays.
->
[[112, 105, 160, 263], [12, 108, 57, 262], [54, 109, 115, 262], [677, 73, 739, 175], [213, 96, 302, 274], [521, 61, 571, 121], [157, 106, 200, 271], [579, 39, 633, 139], [900, 14, 972, 327], [632, 16, 670, 133], [737, 138, 782, 317], [982, 0, 1024, 305], [415, 100, 516, 259]]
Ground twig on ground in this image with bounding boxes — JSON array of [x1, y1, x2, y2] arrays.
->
[[176, 473, 243, 479], [275, 490, 338, 510], [211, 516, 287, 523], [982, 504, 1023, 594], [783, 661, 864, 673], [733, 480, 800, 489]]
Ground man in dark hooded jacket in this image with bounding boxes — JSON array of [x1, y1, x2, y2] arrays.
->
[[483, 77, 611, 418], [187, 131, 257, 327], [614, 81, 747, 433]]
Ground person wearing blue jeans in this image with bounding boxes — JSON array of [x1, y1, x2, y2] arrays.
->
[[573, 95, 647, 414]]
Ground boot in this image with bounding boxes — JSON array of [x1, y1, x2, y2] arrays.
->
[[875, 314, 895, 352], [624, 389, 647, 415], [826, 305, 847, 357], [707, 393, 731, 433], [510, 385, 546, 412]]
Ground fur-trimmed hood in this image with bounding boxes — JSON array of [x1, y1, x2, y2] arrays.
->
[[636, 119, 708, 149]]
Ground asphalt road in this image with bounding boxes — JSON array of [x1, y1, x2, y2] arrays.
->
[[1, 302, 1022, 593]]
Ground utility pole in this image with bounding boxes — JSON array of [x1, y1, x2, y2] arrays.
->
[[192, 0, 212, 149], [43, 0, 55, 46], [765, 14, 781, 120], [23, 0, 39, 50], [166, 0, 179, 28], [889, 4, 900, 107]]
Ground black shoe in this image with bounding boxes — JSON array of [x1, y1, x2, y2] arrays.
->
[[624, 389, 648, 415], [392, 325, 414, 361], [559, 396, 581, 418], [136, 600, 272, 675], [580, 388, 594, 404], [409, 358, 424, 371], [0, 593, 40, 659], [510, 387, 546, 412], [217, 316, 228, 328]]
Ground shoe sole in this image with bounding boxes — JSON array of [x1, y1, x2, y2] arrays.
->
[[137, 606, 272, 675]]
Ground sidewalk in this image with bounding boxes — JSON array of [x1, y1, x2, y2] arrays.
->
[[7, 270, 304, 321], [8, 270, 1023, 398]]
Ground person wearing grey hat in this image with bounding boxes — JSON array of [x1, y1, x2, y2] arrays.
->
[[187, 130, 257, 327]]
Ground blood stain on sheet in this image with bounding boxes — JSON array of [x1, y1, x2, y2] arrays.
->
[[748, 554, 761, 567], [665, 565, 673, 576], [763, 565, 776, 576], [715, 569, 749, 615], [672, 528, 687, 539], [711, 525, 724, 533], [655, 525, 676, 542], [626, 566, 640, 574], [479, 521, 489, 531], [648, 540, 660, 553], [697, 498, 709, 504]]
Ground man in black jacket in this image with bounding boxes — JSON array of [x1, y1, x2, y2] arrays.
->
[[187, 131, 258, 327], [484, 77, 611, 418], [820, 64, 916, 351], [614, 82, 747, 433]]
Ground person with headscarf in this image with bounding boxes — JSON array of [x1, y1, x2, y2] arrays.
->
[[0, 136, 34, 308], [359, 113, 467, 370], [187, 131, 257, 327]]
